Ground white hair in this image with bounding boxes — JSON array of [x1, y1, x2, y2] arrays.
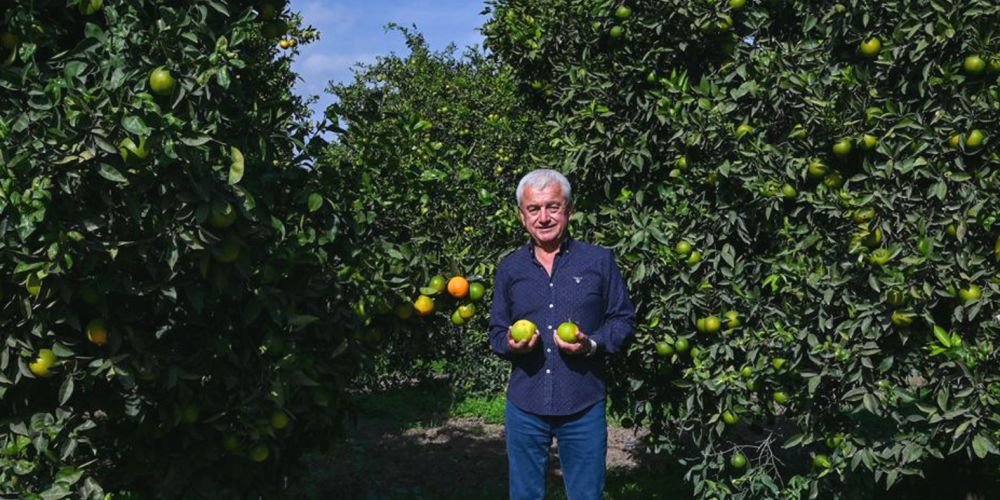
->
[[516, 169, 572, 208]]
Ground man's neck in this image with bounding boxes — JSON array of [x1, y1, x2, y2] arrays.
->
[[532, 235, 566, 257]]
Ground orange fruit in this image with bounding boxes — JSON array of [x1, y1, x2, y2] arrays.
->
[[413, 295, 435, 316], [447, 276, 469, 298], [86, 319, 109, 346]]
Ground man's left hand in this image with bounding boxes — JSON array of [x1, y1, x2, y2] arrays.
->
[[553, 330, 595, 356]]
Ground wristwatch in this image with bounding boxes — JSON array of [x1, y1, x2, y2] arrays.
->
[[585, 338, 598, 357]]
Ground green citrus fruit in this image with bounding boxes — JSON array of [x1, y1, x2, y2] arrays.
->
[[609, 25, 625, 38], [813, 454, 832, 469], [771, 358, 786, 370], [675, 240, 692, 256], [861, 134, 878, 150], [781, 183, 797, 199], [29, 349, 56, 378], [557, 321, 580, 343], [248, 443, 269, 462], [511, 319, 537, 342], [458, 304, 476, 320], [79, 0, 103, 15], [966, 129, 985, 149], [807, 159, 828, 178], [735, 123, 754, 138], [722, 411, 739, 425], [614, 6, 632, 19], [772, 391, 790, 405], [428, 275, 447, 293], [832, 138, 853, 158], [674, 338, 690, 353], [703, 316, 721, 334], [958, 284, 982, 303], [724, 310, 741, 329], [655, 341, 674, 357], [208, 201, 238, 228], [451, 310, 466, 326], [859, 37, 881, 58], [148, 67, 177, 96], [964, 55, 986, 75], [270, 410, 290, 429], [468, 282, 486, 301], [686, 250, 702, 264], [213, 237, 241, 263], [730, 0, 746, 10], [730, 452, 747, 469]]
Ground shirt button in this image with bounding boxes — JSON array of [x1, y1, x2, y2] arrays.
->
[[546, 369, 551, 374], [546, 348, 551, 353], [549, 303, 554, 308], [548, 325, 553, 330], [549, 283, 554, 287]]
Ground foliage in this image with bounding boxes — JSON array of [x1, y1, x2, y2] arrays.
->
[[482, 0, 1000, 497], [0, 1, 356, 497], [318, 27, 551, 395]]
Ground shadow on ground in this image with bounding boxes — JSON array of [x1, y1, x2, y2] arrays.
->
[[288, 382, 690, 499]]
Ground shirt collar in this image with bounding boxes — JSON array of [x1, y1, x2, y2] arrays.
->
[[526, 234, 573, 260]]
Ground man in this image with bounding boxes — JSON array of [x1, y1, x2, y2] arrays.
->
[[488, 169, 636, 500]]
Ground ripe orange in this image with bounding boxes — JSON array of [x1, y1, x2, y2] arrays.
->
[[86, 319, 109, 346], [447, 276, 469, 298], [413, 295, 435, 316]]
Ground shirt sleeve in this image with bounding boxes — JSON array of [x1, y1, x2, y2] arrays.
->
[[488, 259, 513, 359], [589, 250, 635, 355]]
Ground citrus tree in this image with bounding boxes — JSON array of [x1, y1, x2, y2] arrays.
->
[[1, 1, 358, 497], [318, 28, 552, 394], [483, 0, 1000, 497]]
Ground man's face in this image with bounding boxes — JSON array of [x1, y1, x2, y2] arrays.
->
[[518, 183, 571, 247]]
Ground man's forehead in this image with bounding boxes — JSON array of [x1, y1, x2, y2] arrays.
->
[[522, 183, 565, 202]]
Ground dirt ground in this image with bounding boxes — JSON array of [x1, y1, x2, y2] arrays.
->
[[300, 416, 653, 499]]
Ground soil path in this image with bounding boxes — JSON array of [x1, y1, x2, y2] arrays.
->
[[301, 417, 652, 499]]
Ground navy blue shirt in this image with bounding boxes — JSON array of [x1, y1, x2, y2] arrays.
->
[[488, 237, 636, 416]]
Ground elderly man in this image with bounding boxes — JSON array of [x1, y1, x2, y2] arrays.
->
[[488, 169, 636, 500]]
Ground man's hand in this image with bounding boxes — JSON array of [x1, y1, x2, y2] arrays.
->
[[508, 326, 539, 354], [553, 330, 595, 356]]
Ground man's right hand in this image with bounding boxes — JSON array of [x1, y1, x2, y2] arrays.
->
[[508, 327, 539, 354]]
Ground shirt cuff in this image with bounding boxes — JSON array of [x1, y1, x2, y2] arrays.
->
[[585, 338, 598, 357]]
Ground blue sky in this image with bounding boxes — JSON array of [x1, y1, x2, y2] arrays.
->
[[288, 0, 489, 121]]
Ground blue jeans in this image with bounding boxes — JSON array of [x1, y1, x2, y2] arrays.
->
[[505, 399, 607, 500]]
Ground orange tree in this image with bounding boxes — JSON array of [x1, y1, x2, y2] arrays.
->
[[317, 28, 551, 393], [484, 0, 999, 497], [0, 1, 358, 497]]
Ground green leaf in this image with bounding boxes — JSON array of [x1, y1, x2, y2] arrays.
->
[[121, 115, 151, 137], [307, 193, 323, 212]]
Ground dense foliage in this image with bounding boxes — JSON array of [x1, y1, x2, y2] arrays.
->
[[481, 0, 1000, 497], [319, 28, 551, 394], [1, 1, 356, 497]]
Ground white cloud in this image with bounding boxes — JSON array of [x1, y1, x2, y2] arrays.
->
[[297, 1, 359, 36]]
